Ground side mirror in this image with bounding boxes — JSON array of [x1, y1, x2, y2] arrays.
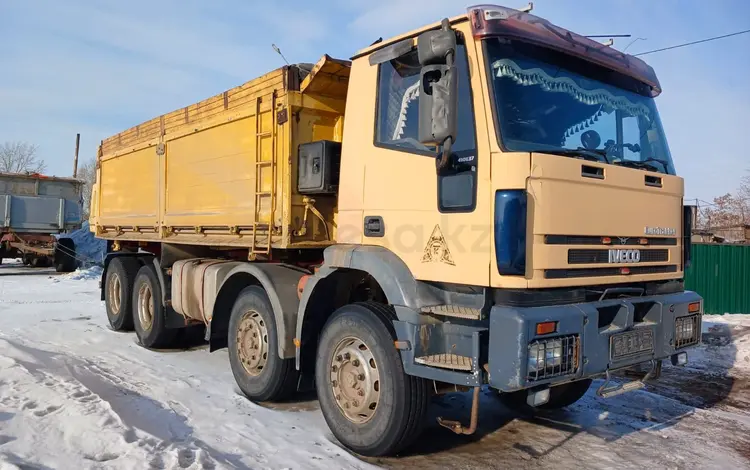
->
[[417, 19, 458, 168]]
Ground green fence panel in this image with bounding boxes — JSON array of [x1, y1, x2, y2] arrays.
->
[[685, 243, 750, 315]]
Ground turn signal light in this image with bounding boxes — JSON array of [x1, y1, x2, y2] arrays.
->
[[536, 321, 558, 335], [639, 238, 648, 245], [688, 302, 701, 313], [602, 237, 612, 244]]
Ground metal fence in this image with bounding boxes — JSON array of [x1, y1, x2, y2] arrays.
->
[[685, 243, 750, 315]]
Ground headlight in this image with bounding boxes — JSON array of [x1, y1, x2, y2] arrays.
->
[[528, 339, 563, 372], [675, 314, 700, 348], [676, 319, 694, 341], [527, 335, 579, 381]]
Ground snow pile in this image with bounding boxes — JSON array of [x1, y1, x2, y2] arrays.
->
[[57, 221, 106, 266], [57, 266, 103, 281]]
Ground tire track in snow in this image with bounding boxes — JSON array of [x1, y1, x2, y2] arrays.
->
[[0, 338, 234, 469]]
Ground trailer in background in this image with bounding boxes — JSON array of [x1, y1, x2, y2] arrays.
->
[[0, 172, 82, 271]]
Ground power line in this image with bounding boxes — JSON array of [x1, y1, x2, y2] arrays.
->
[[633, 29, 750, 56]]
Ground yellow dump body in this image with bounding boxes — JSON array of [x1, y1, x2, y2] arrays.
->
[[90, 56, 350, 253]]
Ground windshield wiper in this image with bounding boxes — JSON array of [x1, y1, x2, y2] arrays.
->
[[612, 157, 670, 173], [538, 147, 610, 164]]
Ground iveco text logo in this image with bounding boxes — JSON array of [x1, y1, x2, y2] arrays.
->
[[644, 226, 676, 236], [609, 249, 641, 264]]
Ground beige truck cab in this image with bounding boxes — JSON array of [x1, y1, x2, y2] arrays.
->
[[91, 4, 703, 457]]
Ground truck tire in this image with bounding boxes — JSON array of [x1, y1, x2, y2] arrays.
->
[[54, 238, 77, 273], [315, 302, 430, 457], [228, 286, 298, 402], [133, 264, 177, 349], [499, 379, 593, 410], [105, 257, 140, 331]]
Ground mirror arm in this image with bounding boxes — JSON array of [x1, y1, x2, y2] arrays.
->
[[436, 45, 455, 172], [437, 136, 453, 171]]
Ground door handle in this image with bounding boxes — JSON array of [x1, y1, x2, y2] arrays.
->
[[364, 216, 384, 237]]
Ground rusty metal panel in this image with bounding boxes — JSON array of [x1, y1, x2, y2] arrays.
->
[[685, 243, 750, 314]]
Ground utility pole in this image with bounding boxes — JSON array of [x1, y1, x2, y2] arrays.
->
[[73, 133, 80, 178]]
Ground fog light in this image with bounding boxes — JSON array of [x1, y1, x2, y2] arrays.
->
[[527, 388, 550, 407], [671, 352, 688, 366]]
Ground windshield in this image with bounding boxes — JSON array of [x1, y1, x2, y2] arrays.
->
[[485, 39, 676, 175]]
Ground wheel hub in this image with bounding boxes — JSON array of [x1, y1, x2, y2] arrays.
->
[[236, 311, 268, 377], [109, 273, 122, 316], [330, 336, 380, 424], [137, 283, 153, 330]]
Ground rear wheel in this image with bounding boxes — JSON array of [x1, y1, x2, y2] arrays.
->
[[54, 238, 77, 273], [105, 257, 140, 331], [499, 379, 592, 410], [133, 264, 176, 349], [228, 286, 298, 402], [315, 302, 429, 457]]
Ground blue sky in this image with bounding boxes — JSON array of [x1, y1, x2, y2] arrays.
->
[[1, 0, 748, 201]]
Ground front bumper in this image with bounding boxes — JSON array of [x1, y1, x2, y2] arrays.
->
[[487, 290, 703, 392]]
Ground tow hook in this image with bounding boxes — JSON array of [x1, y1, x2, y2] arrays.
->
[[437, 386, 480, 435], [596, 359, 659, 398]]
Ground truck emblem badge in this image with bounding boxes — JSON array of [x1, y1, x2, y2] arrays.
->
[[422, 225, 455, 266], [618, 237, 629, 245], [608, 249, 641, 264]]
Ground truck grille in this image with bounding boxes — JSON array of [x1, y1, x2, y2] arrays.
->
[[545, 265, 678, 279], [545, 235, 677, 246], [568, 249, 669, 264]]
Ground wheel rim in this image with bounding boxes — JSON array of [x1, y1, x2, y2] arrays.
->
[[236, 310, 269, 377], [330, 336, 380, 424], [108, 273, 122, 316], [137, 282, 154, 331]]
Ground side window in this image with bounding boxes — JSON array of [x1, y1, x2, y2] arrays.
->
[[375, 44, 477, 212]]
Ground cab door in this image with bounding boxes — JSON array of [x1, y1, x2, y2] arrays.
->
[[351, 22, 492, 287]]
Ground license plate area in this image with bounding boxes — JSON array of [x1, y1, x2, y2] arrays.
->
[[610, 329, 654, 360]]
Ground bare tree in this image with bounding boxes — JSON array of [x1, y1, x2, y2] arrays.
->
[[0, 141, 47, 174], [77, 157, 97, 221]]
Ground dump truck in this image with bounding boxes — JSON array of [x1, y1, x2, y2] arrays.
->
[[90, 4, 703, 456], [1, 172, 81, 271]]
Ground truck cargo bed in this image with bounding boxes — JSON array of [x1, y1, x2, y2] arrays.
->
[[90, 56, 350, 255], [1, 173, 82, 234]]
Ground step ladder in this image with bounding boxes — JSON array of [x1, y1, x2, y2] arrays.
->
[[252, 93, 277, 255]]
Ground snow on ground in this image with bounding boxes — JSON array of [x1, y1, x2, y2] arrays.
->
[[0, 265, 748, 470], [57, 222, 107, 267]]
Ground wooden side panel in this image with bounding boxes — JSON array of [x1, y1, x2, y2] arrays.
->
[[98, 147, 159, 227]]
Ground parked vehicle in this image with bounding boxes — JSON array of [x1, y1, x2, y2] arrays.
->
[[0, 172, 81, 272], [90, 4, 703, 456]]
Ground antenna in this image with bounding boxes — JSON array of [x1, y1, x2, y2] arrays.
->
[[519, 2, 533, 13], [272, 44, 289, 65]]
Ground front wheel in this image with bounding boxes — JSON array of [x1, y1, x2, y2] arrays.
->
[[315, 302, 429, 457]]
